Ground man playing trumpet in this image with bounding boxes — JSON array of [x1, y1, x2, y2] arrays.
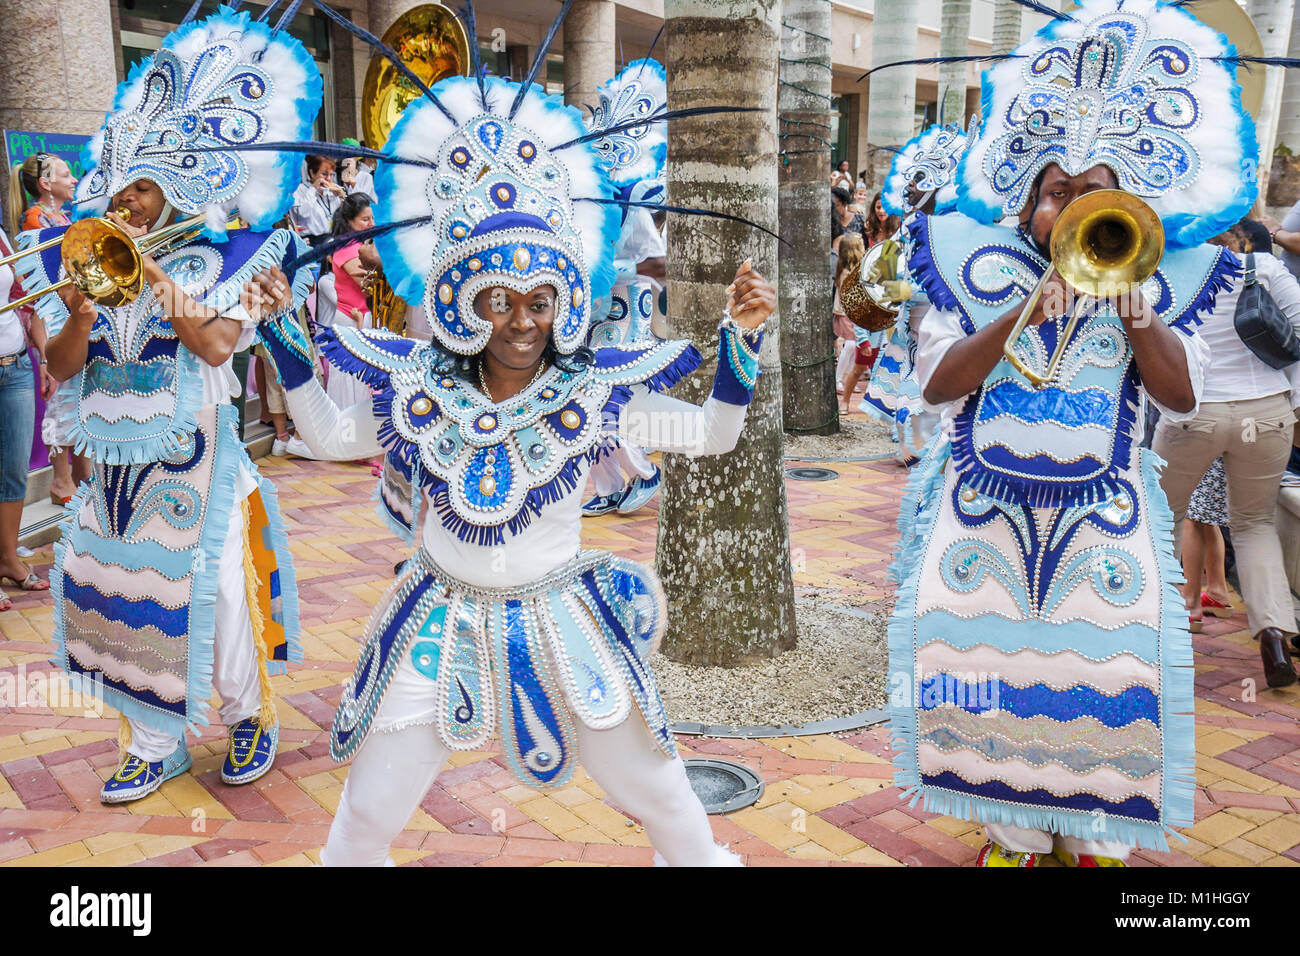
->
[[884, 0, 1257, 866]]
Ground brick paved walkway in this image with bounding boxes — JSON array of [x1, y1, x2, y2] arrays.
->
[[3, 407, 1300, 866]]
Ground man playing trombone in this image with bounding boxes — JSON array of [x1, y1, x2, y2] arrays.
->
[[12, 7, 321, 803], [883, 0, 1258, 866]]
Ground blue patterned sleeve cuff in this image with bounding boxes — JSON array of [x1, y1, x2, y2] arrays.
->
[[257, 307, 316, 391], [710, 313, 763, 406]]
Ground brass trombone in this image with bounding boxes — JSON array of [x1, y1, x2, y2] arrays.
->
[[0, 209, 211, 315], [1003, 189, 1164, 388]]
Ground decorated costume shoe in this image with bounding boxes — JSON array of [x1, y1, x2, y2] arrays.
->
[[617, 467, 662, 514], [1052, 845, 1126, 868], [100, 742, 192, 804], [221, 717, 279, 785], [975, 840, 1039, 867], [581, 492, 624, 517]]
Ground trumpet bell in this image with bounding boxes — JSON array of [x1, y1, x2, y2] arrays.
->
[[1050, 188, 1164, 298], [1003, 189, 1165, 389], [62, 218, 143, 307]]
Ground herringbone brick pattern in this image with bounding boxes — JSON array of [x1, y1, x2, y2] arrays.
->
[[2, 408, 1299, 866]]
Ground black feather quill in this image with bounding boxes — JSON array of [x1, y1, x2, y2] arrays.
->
[[188, 140, 438, 169], [557, 106, 761, 150], [510, 0, 576, 120], [285, 217, 434, 273], [858, 54, 1021, 83]]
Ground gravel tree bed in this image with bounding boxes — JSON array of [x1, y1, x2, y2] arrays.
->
[[783, 415, 898, 461], [651, 594, 889, 728]]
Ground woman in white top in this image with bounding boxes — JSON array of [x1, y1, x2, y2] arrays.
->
[[0, 225, 47, 610], [1153, 225, 1300, 688]]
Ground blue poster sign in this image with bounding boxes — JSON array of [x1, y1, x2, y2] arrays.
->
[[4, 129, 93, 179]]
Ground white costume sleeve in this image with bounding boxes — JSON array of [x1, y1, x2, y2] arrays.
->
[[913, 307, 968, 413], [619, 384, 748, 456], [283, 378, 384, 460], [1146, 325, 1207, 423]]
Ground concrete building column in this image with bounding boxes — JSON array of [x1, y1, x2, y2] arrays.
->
[[0, 0, 119, 226], [563, 0, 616, 111]]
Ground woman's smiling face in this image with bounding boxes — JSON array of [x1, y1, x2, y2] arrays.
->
[[474, 283, 558, 374]]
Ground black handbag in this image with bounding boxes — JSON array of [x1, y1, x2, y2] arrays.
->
[[1233, 253, 1300, 370]]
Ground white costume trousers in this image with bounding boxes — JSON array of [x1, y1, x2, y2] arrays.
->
[[588, 444, 656, 497], [322, 644, 724, 866], [126, 490, 262, 761]]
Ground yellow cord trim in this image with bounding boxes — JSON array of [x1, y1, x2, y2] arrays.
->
[[240, 495, 278, 730]]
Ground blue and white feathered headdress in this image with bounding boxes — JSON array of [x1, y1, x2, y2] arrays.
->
[[881, 122, 972, 218], [957, 0, 1258, 248], [75, 4, 322, 233], [587, 58, 668, 192], [262, 1, 771, 357], [372, 74, 621, 356]]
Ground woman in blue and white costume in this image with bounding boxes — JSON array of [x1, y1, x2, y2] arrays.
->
[[582, 58, 671, 517], [884, 0, 1262, 866], [25, 5, 317, 803], [861, 122, 970, 464], [255, 60, 772, 865]]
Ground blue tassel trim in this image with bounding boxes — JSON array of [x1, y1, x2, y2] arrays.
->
[[367, 342, 701, 546], [1170, 246, 1240, 334]]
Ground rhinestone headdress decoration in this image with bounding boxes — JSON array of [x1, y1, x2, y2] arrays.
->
[[374, 75, 619, 356], [882, 122, 972, 217], [958, 0, 1258, 247]]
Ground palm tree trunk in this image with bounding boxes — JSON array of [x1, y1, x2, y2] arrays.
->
[[865, 0, 919, 187], [779, 0, 837, 436], [658, 0, 798, 665], [991, 0, 1023, 56], [938, 0, 973, 126]]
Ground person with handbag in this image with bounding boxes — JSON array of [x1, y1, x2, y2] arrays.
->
[[1154, 226, 1300, 688]]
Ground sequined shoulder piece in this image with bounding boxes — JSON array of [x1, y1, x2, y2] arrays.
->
[[316, 325, 424, 392], [320, 330, 700, 546]]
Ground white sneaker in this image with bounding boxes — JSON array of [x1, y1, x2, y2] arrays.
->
[[271, 436, 290, 456], [284, 436, 314, 459]]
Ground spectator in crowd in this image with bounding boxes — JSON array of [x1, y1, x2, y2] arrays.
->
[[12, 153, 76, 231], [1154, 224, 1300, 688], [865, 190, 900, 247], [856, 169, 869, 192], [338, 138, 375, 201], [1260, 202, 1300, 280], [290, 154, 346, 243], [833, 233, 865, 394], [10, 153, 89, 504], [831, 159, 855, 191], [831, 186, 865, 252], [852, 184, 871, 213], [1236, 208, 1272, 253], [321, 194, 380, 476], [0, 224, 48, 610]]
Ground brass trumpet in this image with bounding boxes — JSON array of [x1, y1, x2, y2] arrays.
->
[[1003, 189, 1164, 388], [0, 209, 211, 315]]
